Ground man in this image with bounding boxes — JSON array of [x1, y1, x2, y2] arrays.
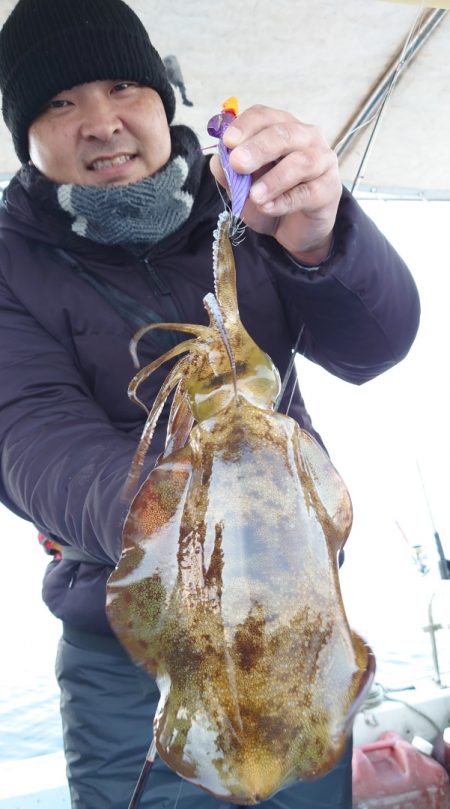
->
[[0, 0, 420, 807]]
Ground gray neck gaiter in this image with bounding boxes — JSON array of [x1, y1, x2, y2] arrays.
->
[[57, 154, 193, 248], [19, 124, 204, 249]]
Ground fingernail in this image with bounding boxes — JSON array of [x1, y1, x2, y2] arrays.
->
[[232, 144, 252, 167], [262, 200, 274, 211], [224, 125, 241, 147], [251, 180, 268, 203]]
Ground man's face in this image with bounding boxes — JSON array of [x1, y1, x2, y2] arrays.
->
[[28, 80, 172, 186]]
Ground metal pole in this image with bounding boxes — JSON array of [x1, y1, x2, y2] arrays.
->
[[424, 593, 443, 686], [334, 9, 447, 160]]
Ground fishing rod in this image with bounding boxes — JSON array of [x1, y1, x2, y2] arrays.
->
[[417, 462, 450, 580], [416, 463, 449, 685], [395, 519, 429, 575], [334, 3, 447, 195], [128, 738, 158, 809]]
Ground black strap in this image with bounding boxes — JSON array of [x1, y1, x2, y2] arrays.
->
[[60, 545, 103, 564]]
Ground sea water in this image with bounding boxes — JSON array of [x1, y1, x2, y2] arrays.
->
[[0, 507, 63, 761]]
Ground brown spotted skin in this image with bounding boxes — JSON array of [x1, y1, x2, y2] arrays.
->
[[106, 212, 374, 804]]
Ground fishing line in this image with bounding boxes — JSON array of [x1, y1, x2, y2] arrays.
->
[[362, 681, 441, 734], [341, 0, 426, 156], [284, 373, 298, 419], [349, 0, 427, 193], [213, 178, 247, 245], [215, 177, 231, 214], [416, 460, 439, 534], [172, 779, 184, 809], [385, 694, 441, 735], [275, 324, 305, 413], [334, 111, 381, 153]]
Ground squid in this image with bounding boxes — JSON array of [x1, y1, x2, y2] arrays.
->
[[106, 99, 375, 805]]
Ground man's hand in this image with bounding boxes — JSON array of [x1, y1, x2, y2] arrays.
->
[[210, 105, 341, 265]]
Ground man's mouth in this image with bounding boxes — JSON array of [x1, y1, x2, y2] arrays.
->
[[88, 154, 136, 171]]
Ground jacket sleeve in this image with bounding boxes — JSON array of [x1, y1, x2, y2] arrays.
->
[[0, 266, 150, 566], [258, 186, 420, 384]]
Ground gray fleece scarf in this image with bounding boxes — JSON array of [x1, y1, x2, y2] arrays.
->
[[20, 125, 204, 250]]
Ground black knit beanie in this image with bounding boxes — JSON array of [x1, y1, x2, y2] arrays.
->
[[0, 0, 176, 164]]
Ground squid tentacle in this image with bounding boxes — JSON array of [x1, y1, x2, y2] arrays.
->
[[123, 354, 193, 502], [204, 292, 238, 398], [128, 339, 198, 414], [212, 212, 239, 320], [130, 322, 210, 369]]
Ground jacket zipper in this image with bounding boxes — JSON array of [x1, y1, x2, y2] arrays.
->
[[139, 257, 182, 335], [140, 257, 172, 295]]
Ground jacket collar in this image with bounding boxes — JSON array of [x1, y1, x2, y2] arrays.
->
[[1, 152, 221, 265]]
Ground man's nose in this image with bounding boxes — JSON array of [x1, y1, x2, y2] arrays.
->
[[79, 99, 123, 141]]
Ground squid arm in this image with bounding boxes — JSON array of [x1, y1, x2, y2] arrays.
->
[[163, 383, 195, 457], [124, 354, 193, 502], [130, 322, 210, 369], [128, 338, 198, 414]]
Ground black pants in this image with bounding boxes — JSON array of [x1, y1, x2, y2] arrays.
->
[[55, 629, 352, 809]]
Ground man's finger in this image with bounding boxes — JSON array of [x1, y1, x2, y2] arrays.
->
[[249, 149, 338, 207], [226, 116, 324, 172], [209, 153, 229, 192], [257, 168, 341, 218], [223, 104, 295, 148]]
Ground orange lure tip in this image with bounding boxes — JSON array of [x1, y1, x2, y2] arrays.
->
[[222, 95, 239, 117]]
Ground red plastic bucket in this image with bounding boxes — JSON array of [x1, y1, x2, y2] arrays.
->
[[352, 731, 450, 808]]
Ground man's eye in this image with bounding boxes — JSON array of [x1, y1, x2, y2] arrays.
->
[[48, 99, 70, 109], [113, 82, 137, 92]]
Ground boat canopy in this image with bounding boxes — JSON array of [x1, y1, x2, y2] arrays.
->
[[0, 0, 448, 198]]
